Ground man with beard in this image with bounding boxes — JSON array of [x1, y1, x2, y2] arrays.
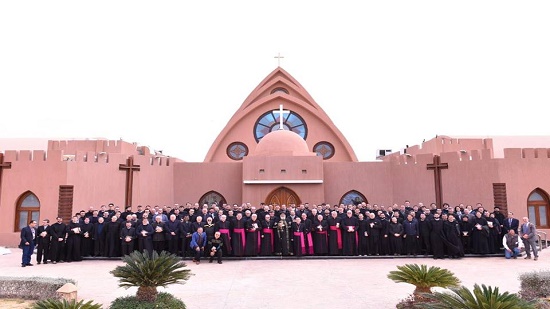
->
[[49, 217, 67, 264], [441, 214, 464, 259], [471, 211, 490, 254], [274, 212, 291, 256], [428, 213, 445, 259]]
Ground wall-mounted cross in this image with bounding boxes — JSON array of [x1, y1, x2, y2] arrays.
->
[[273, 104, 290, 130], [427, 155, 449, 208], [119, 156, 140, 208]]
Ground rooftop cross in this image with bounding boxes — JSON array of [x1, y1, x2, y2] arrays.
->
[[273, 104, 290, 130], [274, 52, 284, 67]]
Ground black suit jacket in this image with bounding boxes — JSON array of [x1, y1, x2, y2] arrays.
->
[[36, 225, 51, 244], [503, 218, 519, 234], [20, 226, 36, 247]]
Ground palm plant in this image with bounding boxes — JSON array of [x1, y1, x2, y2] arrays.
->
[[32, 299, 102, 309], [419, 284, 536, 309], [110, 251, 192, 302], [387, 264, 460, 295]]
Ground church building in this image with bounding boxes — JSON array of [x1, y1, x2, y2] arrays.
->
[[1, 67, 549, 246]]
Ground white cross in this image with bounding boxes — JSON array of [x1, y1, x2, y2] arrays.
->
[[273, 104, 290, 130], [274, 52, 284, 66]]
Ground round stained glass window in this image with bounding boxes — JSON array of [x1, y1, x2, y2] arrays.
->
[[226, 142, 248, 160], [253, 109, 307, 142], [313, 141, 335, 160]]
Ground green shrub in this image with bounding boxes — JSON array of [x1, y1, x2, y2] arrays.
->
[[110, 251, 191, 302], [519, 270, 550, 301], [110, 292, 186, 309], [387, 264, 461, 295], [32, 299, 102, 309], [0, 277, 76, 300], [419, 284, 535, 309]]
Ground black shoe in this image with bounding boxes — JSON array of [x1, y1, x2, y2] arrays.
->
[[218, 261, 222, 264], [26, 263, 33, 266], [525, 256, 531, 259], [209, 260, 213, 263], [21, 264, 26, 267], [513, 256, 517, 259], [43, 261, 48, 264], [534, 257, 538, 261], [37, 262, 41, 265]]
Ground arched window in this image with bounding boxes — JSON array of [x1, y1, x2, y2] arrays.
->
[[527, 188, 549, 228], [15, 191, 40, 232], [253, 109, 307, 142], [199, 191, 227, 207], [339, 190, 368, 206]]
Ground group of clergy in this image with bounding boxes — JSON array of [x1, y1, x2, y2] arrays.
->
[[32, 201, 516, 263]]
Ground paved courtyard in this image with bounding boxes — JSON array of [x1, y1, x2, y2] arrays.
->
[[0, 248, 548, 309]]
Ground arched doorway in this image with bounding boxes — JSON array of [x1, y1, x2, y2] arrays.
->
[[340, 190, 368, 206], [199, 191, 227, 207], [265, 187, 301, 206], [527, 188, 549, 228], [15, 191, 40, 232]]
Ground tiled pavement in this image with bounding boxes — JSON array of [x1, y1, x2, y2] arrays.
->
[[1, 248, 548, 309]]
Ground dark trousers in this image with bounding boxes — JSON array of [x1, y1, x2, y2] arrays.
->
[[22, 244, 34, 265], [121, 240, 134, 256], [36, 241, 50, 263], [193, 246, 203, 261], [404, 235, 418, 255], [209, 249, 222, 263]]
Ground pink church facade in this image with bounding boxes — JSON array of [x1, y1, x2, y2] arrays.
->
[[1, 67, 549, 246]]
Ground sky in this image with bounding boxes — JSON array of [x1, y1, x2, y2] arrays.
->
[[1, 1, 549, 162]]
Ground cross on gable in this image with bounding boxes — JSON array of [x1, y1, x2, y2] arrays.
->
[[427, 155, 449, 208], [274, 52, 284, 67], [273, 104, 290, 130], [119, 156, 140, 207]]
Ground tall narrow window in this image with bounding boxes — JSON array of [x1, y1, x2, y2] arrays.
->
[[15, 191, 40, 232], [527, 189, 549, 228]]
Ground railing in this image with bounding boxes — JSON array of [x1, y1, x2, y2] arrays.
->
[[537, 231, 547, 250]]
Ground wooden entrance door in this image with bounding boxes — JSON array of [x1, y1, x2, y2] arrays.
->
[[265, 187, 301, 206]]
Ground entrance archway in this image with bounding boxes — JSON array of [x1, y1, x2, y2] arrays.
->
[[265, 187, 301, 206]]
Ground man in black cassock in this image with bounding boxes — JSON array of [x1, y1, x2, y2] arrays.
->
[[120, 220, 136, 256], [428, 213, 445, 259], [274, 212, 291, 256], [104, 216, 121, 257], [366, 212, 382, 256], [80, 217, 94, 257], [341, 210, 358, 256], [441, 215, 464, 258], [49, 217, 67, 263], [65, 216, 82, 262], [93, 216, 106, 257], [312, 214, 328, 255], [165, 214, 180, 255], [260, 214, 275, 256]]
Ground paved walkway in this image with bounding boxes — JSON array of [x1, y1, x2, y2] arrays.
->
[[0, 248, 548, 309]]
